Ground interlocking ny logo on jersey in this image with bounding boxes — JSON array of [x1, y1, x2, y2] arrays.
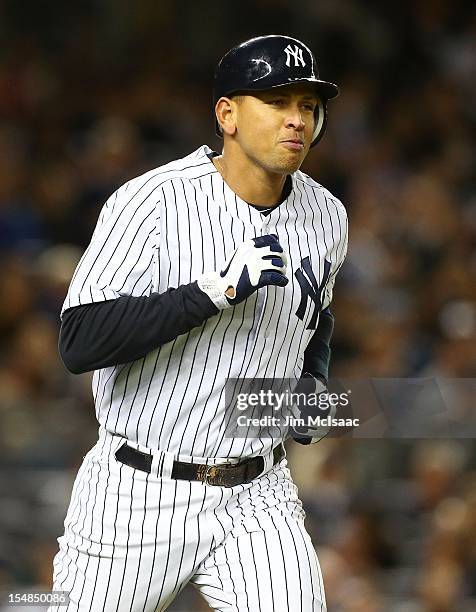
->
[[295, 257, 331, 329], [284, 44, 306, 67]]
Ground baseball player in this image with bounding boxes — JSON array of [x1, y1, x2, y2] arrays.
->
[[50, 35, 348, 611]]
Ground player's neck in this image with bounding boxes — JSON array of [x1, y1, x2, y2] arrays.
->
[[213, 149, 288, 207]]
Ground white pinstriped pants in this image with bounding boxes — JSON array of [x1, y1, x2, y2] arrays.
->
[[49, 431, 326, 612]]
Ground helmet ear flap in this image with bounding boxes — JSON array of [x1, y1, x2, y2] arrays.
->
[[311, 98, 327, 147]]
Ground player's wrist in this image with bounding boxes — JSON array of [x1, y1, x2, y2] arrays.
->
[[292, 372, 330, 445], [301, 372, 327, 394], [197, 272, 231, 310]]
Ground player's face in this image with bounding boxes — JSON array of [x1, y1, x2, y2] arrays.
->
[[233, 84, 318, 174]]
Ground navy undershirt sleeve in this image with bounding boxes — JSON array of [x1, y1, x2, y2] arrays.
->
[[59, 282, 219, 374], [302, 307, 334, 384]]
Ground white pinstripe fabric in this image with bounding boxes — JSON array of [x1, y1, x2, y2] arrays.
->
[[192, 516, 326, 611], [60, 145, 348, 461], [52, 145, 346, 611], [49, 431, 326, 612]]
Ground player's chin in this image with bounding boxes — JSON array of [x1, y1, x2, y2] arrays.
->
[[275, 155, 304, 174], [277, 146, 306, 167]]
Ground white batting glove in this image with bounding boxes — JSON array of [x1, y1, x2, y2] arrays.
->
[[198, 234, 288, 310]]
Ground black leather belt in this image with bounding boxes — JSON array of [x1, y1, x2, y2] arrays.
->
[[115, 443, 285, 487]]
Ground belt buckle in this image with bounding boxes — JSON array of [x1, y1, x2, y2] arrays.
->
[[199, 463, 221, 486], [204, 464, 215, 485], [205, 462, 238, 486]]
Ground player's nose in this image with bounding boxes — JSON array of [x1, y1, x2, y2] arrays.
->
[[284, 104, 305, 132]]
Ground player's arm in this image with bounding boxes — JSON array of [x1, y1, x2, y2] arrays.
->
[[302, 306, 334, 385], [301, 196, 348, 387], [59, 284, 218, 374], [292, 308, 335, 445], [293, 199, 348, 444], [60, 233, 288, 374]]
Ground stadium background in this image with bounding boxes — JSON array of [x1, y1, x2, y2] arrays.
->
[[0, 1, 475, 610]]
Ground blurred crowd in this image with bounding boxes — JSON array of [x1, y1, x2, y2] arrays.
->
[[0, 1, 475, 610]]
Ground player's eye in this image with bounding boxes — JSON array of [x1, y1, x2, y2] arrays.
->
[[301, 102, 316, 112], [268, 99, 286, 107]]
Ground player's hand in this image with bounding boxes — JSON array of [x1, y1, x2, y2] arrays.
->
[[198, 234, 288, 310], [291, 373, 335, 445]]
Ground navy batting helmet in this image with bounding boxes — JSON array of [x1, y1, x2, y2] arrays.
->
[[213, 35, 339, 147]]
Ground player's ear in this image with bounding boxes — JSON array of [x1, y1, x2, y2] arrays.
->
[[215, 97, 237, 136]]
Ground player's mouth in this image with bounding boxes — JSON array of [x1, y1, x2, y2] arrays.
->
[[279, 139, 304, 151]]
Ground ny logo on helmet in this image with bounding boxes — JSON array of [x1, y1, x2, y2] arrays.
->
[[284, 44, 306, 68]]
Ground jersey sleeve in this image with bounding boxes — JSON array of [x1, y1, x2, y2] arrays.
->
[[321, 199, 348, 310], [61, 182, 159, 316]]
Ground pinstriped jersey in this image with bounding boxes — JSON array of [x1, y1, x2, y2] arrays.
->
[[62, 145, 348, 460]]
